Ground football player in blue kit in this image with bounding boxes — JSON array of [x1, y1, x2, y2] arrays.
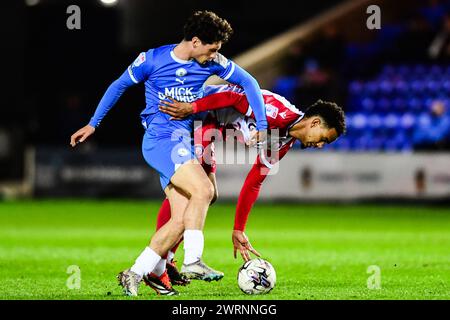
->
[[70, 11, 268, 296]]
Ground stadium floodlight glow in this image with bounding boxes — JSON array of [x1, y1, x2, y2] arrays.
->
[[99, 0, 118, 7], [25, 0, 40, 6]]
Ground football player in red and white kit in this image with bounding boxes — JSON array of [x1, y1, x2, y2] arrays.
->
[[144, 84, 345, 292]]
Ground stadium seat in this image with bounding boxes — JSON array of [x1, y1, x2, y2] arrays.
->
[[343, 63, 450, 151]]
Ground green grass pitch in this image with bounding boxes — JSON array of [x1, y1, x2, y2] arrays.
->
[[0, 200, 449, 300]]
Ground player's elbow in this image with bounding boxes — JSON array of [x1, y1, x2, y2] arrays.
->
[[111, 71, 134, 91], [242, 75, 259, 90], [112, 78, 130, 91]]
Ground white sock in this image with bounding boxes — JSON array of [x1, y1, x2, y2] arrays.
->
[[183, 229, 204, 265], [130, 247, 161, 277], [167, 250, 175, 263], [152, 258, 166, 277]]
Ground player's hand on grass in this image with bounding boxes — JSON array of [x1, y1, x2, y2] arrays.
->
[[159, 96, 194, 120], [232, 230, 261, 262], [70, 125, 95, 147]]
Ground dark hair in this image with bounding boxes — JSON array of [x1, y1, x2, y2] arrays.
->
[[183, 10, 233, 44], [304, 99, 346, 136]]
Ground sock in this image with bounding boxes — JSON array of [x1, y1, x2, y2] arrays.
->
[[166, 238, 183, 264], [152, 258, 166, 277], [130, 247, 161, 277], [183, 229, 204, 265], [167, 250, 175, 263], [156, 198, 172, 230]]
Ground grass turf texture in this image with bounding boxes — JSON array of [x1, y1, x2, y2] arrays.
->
[[0, 200, 449, 300]]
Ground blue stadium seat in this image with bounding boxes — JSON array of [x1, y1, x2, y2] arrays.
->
[[350, 113, 367, 131], [361, 97, 375, 112], [400, 113, 416, 133], [379, 80, 394, 95], [377, 97, 391, 113], [333, 137, 351, 151], [412, 64, 426, 76], [342, 63, 450, 151], [407, 97, 423, 112], [443, 80, 450, 92], [429, 65, 443, 77], [272, 76, 298, 102], [367, 114, 382, 130], [392, 97, 407, 113], [365, 81, 379, 96], [394, 80, 408, 97], [410, 80, 425, 95], [384, 113, 399, 129]]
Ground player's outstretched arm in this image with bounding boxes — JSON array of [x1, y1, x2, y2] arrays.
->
[[70, 65, 140, 147], [226, 64, 267, 134], [226, 65, 268, 150], [159, 91, 247, 120], [70, 124, 95, 147], [88, 69, 137, 128], [232, 146, 291, 261], [232, 160, 267, 261]]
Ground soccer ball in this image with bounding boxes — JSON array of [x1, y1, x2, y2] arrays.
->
[[237, 258, 276, 295]]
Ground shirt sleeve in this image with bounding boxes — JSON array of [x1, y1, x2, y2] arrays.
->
[[127, 50, 154, 84], [88, 51, 153, 128], [192, 91, 249, 114], [211, 53, 236, 80], [209, 54, 267, 130], [88, 69, 136, 128], [225, 64, 268, 131]]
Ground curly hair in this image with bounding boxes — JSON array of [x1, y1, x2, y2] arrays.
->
[[304, 100, 346, 136], [183, 10, 233, 44]]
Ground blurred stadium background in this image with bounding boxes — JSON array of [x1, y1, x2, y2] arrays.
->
[[1, 0, 449, 299]]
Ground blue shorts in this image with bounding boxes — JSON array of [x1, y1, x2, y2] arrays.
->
[[142, 128, 195, 190]]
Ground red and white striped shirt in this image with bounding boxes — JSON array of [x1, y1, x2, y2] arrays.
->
[[192, 84, 304, 231]]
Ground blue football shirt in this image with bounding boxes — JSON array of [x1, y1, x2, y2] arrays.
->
[[88, 43, 268, 134], [129, 44, 236, 134]]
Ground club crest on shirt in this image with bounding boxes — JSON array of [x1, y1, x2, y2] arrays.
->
[[133, 52, 146, 67], [266, 104, 279, 119], [177, 148, 189, 157], [176, 68, 187, 77]]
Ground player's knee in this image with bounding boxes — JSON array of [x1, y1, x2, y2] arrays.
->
[[204, 181, 215, 202], [191, 180, 215, 202]]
